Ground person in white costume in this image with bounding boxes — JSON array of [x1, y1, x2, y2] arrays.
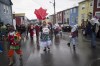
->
[[40, 21, 51, 52]]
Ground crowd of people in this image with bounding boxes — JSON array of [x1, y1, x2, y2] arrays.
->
[[0, 21, 63, 66], [0, 17, 100, 66]]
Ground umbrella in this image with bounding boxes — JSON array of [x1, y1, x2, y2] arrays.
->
[[34, 7, 48, 20]]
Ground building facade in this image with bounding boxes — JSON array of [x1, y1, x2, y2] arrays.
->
[[14, 13, 29, 26], [93, 0, 100, 18], [66, 9, 70, 25], [63, 10, 67, 24], [56, 11, 63, 24], [48, 15, 54, 24], [78, 0, 93, 26], [63, 9, 70, 25], [69, 6, 78, 26], [0, 0, 13, 25]]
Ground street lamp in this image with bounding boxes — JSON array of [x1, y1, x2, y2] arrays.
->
[[49, 0, 56, 24]]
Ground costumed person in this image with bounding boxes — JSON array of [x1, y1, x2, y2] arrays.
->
[[8, 26, 22, 66], [59, 25, 63, 37], [53, 23, 60, 37], [48, 22, 53, 38], [29, 24, 35, 40], [35, 24, 40, 40], [89, 17, 100, 48], [40, 21, 51, 52], [67, 24, 78, 50]]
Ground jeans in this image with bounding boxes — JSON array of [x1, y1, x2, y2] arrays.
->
[[91, 32, 96, 47], [70, 37, 78, 45]]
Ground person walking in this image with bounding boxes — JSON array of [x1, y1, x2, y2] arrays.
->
[[35, 24, 40, 40], [90, 17, 100, 48], [67, 24, 78, 50], [29, 24, 35, 40], [40, 21, 51, 52], [8, 26, 22, 66], [53, 23, 60, 37]]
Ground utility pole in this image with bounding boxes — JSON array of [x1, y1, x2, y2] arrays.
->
[[54, 0, 56, 24], [50, 0, 56, 24]]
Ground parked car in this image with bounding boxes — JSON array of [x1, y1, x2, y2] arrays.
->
[[62, 25, 71, 32]]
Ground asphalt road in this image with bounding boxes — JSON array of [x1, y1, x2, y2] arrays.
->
[[0, 33, 100, 66]]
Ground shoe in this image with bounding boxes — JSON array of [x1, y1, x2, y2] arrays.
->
[[48, 47, 50, 51], [67, 43, 70, 47], [43, 48, 46, 52], [73, 45, 76, 50], [92, 46, 96, 49], [9, 61, 13, 66]]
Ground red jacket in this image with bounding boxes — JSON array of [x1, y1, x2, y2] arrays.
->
[[29, 28, 34, 36], [8, 32, 19, 46], [35, 25, 40, 33]]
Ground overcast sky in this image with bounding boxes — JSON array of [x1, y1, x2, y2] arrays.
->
[[11, 0, 84, 19]]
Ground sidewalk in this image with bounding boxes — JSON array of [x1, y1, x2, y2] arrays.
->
[[62, 32, 100, 47], [62, 32, 100, 41]]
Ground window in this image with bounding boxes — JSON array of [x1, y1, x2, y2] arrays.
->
[[64, 18, 66, 23], [3, 5, 9, 13], [65, 11, 66, 15], [70, 9, 72, 13], [95, 12, 100, 18], [67, 11, 68, 14], [67, 18, 69, 24], [60, 13, 61, 16], [63, 11, 65, 15], [97, 0, 100, 8], [6, 6, 9, 13], [82, 4, 85, 10], [3, 5, 6, 13], [74, 8, 76, 13], [90, 1, 93, 7]]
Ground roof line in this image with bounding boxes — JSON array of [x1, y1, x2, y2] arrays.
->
[[0, 0, 13, 5], [79, 0, 86, 4]]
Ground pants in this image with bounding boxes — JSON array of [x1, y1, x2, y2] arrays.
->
[[8, 49, 22, 57], [70, 37, 77, 45], [91, 32, 96, 47]]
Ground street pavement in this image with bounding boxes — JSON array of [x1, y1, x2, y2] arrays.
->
[[0, 32, 100, 66]]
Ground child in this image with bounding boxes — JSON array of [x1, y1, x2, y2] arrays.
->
[[67, 24, 78, 50], [40, 21, 51, 52], [8, 26, 22, 66]]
